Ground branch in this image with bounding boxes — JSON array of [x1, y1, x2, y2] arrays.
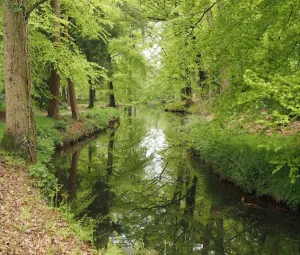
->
[[26, 0, 49, 19], [188, 0, 222, 38], [195, 0, 221, 26]]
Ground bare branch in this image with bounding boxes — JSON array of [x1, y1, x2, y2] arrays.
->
[[26, 0, 49, 19]]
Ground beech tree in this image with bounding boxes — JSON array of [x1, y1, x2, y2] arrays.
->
[[47, 0, 61, 119], [2, 0, 48, 161]]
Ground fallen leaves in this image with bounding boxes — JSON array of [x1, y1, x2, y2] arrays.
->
[[0, 160, 97, 255]]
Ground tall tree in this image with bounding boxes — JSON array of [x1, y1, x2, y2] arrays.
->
[[64, 17, 80, 120], [47, 0, 61, 119], [1, 0, 46, 161]]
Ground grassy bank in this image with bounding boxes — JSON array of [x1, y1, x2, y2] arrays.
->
[[186, 120, 300, 208], [0, 107, 126, 254]]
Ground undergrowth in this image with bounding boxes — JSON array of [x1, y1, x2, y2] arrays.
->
[[186, 119, 300, 208]]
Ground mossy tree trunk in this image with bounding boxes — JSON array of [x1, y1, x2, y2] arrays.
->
[[2, 0, 37, 161], [47, 0, 61, 119]]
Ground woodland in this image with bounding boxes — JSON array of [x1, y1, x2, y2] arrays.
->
[[1, 0, 300, 253]]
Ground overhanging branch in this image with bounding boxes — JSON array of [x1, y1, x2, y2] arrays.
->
[[188, 0, 222, 38], [26, 0, 49, 19]]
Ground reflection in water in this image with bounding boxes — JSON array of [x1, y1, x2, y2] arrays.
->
[[54, 105, 300, 254], [68, 150, 80, 198], [141, 128, 168, 177]]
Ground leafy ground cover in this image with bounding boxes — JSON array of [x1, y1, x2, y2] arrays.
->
[[0, 159, 96, 254]]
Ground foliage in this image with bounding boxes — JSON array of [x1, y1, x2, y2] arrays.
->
[[57, 198, 95, 243], [29, 163, 58, 200], [187, 121, 300, 207], [83, 107, 120, 126], [55, 120, 69, 131]]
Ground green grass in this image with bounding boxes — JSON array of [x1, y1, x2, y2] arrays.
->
[[36, 116, 55, 129], [0, 116, 55, 140]]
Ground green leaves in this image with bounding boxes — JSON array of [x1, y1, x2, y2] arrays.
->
[[7, 1, 25, 13]]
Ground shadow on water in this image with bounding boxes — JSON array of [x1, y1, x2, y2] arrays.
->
[[53, 105, 300, 255]]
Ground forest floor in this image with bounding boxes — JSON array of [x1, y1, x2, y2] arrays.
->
[[0, 158, 98, 254]]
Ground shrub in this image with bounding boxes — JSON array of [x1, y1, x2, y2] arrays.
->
[[55, 120, 68, 131]]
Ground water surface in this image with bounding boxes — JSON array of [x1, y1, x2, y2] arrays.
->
[[54, 105, 300, 255]]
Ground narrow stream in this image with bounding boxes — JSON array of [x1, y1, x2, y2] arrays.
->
[[54, 105, 300, 255]]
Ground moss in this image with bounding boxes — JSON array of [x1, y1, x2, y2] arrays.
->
[[165, 101, 188, 113], [1, 131, 32, 161]]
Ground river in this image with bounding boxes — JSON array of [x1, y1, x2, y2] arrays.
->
[[53, 105, 300, 255]]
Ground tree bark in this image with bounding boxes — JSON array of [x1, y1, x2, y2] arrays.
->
[[47, 0, 61, 119], [108, 81, 116, 108], [68, 78, 80, 120], [48, 68, 60, 118], [88, 87, 95, 108], [2, 0, 37, 161]]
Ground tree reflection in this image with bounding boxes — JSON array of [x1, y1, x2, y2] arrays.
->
[[53, 105, 300, 254]]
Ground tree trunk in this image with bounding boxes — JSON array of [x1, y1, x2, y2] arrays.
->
[[62, 86, 67, 102], [88, 87, 95, 108], [48, 68, 60, 118], [47, 0, 61, 119], [63, 16, 79, 120], [68, 78, 80, 120], [2, 0, 37, 161], [108, 81, 116, 108]]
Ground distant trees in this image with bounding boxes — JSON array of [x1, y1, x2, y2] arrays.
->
[[1, 0, 148, 160], [141, 0, 300, 122]]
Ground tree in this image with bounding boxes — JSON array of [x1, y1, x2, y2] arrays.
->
[[48, 0, 61, 119], [2, 0, 47, 161]]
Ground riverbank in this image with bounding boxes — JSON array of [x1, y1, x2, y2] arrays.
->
[[0, 107, 123, 254], [186, 119, 300, 208], [165, 99, 300, 208]]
